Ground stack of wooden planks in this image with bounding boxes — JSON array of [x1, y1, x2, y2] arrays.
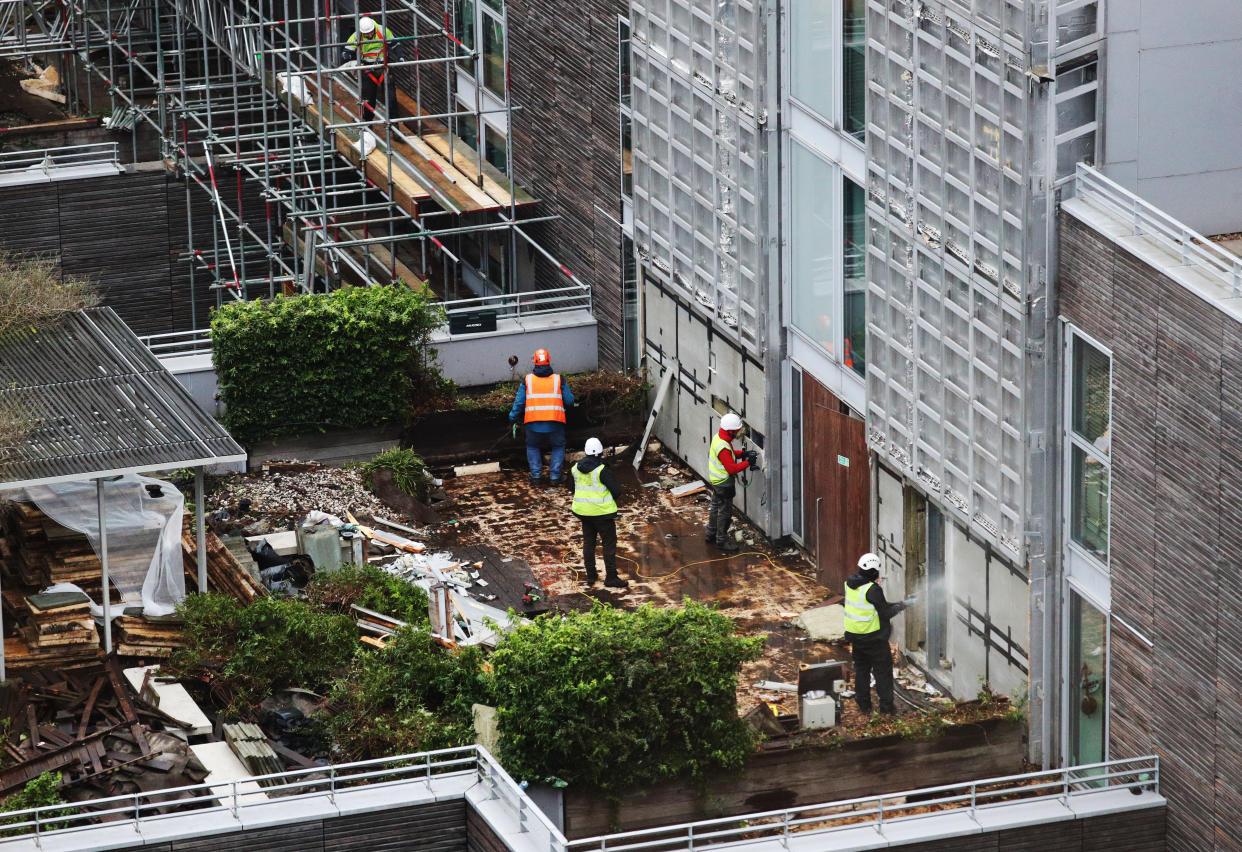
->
[[0, 589, 104, 669], [179, 518, 265, 602], [113, 616, 187, 660], [0, 659, 209, 805], [0, 501, 147, 593]]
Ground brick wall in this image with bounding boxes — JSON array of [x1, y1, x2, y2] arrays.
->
[[1059, 208, 1242, 851]]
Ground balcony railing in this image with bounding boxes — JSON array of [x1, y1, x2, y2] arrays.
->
[[0, 142, 120, 177]]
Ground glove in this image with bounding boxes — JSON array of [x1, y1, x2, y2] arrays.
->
[[902, 594, 918, 607], [511, 423, 518, 439], [339, 58, 360, 70]]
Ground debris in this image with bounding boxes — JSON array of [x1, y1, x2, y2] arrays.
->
[[223, 723, 283, 782], [373, 516, 423, 536], [454, 462, 501, 476], [670, 480, 707, 498], [794, 604, 847, 642], [753, 680, 798, 693], [179, 518, 265, 603]]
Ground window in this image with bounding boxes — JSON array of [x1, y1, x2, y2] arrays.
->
[[619, 18, 633, 201], [454, 0, 476, 74], [790, 142, 836, 355], [452, 0, 509, 177], [791, 368, 803, 539], [1065, 332, 1110, 564], [482, 12, 506, 97], [621, 234, 639, 369], [843, 0, 866, 137], [843, 175, 866, 375], [1067, 592, 1108, 766], [790, 0, 833, 120]]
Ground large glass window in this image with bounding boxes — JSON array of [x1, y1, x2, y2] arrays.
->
[[482, 13, 506, 97], [1066, 333, 1111, 563], [790, 0, 833, 120], [843, 175, 866, 375], [454, 0, 476, 73], [790, 143, 836, 356], [621, 235, 638, 370], [485, 127, 508, 173], [843, 0, 866, 137], [1068, 592, 1108, 766]]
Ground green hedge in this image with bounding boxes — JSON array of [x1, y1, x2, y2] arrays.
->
[[211, 286, 443, 443]]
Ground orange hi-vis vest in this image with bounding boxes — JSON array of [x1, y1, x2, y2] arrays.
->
[[523, 373, 566, 423]]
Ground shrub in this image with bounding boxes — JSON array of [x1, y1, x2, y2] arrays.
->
[[489, 600, 762, 791], [360, 447, 434, 502], [325, 628, 490, 760], [307, 564, 430, 626], [0, 251, 98, 341], [168, 593, 357, 714], [211, 286, 444, 443], [0, 772, 71, 836]]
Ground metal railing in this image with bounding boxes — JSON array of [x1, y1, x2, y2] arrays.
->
[[441, 283, 593, 326], [0, 142, 120, 176], [139, 328, 214, 360], [565, 755, 1160, 852], [1075, 163, 1242, 297], [0, 746, 541, 845]]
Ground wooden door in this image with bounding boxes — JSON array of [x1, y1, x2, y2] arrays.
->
[[801, 375, 870, 590]]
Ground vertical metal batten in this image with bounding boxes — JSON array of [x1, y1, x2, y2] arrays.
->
[[98, 478, 112, 654], [195, 467, 208, 592]]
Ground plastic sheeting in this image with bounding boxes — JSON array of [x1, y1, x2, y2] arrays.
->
[[14, 475, 186, 617]]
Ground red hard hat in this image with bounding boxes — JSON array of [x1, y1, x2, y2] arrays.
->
[[533, 348, 550, 366]]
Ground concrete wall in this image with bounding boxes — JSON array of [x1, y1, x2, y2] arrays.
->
[[1101, 0, 1242, 234], [1058, 205, 1242, 851], [429, 310, 599, 387], [644, 271, 774, 535]]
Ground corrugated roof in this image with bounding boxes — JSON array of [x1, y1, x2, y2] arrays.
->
[[0, 308, 245, 489]]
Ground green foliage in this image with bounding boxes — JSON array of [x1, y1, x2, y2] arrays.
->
[[168, 593, 356, 714], [0, 251, 99, 341], [326, 628, 490, 760], [0, 772, 71, 836], [360, 447, 434, 502], [489, 600, 763, 792], [211, 286, 444, 443], [307, 563, 430, 626]]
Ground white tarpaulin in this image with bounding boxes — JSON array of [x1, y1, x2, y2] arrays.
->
[[14, 474, 186, 616]]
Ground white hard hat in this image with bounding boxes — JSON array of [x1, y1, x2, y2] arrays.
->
[[857, 552, 882, 573], [584, 438, 604, 456], [359, 16, 377, 33], [720, 412, 743, 431]]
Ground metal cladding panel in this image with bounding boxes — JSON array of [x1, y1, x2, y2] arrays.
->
[[629, 0, 767, 350]]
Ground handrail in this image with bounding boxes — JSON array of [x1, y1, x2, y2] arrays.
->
[[564, 755, 1160, 851], [139, 328, 214, 358], [1075, 163, 1242, 298], [442, 283, 592, 323], [0, 142, 120, 174]]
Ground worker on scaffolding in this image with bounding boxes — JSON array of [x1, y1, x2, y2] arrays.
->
[[844, 553, 914, 716], [571, 438, 627, 590], [509, 348, 575, 485], [705, 412, 756, 552], [341, 16, 402, 119]]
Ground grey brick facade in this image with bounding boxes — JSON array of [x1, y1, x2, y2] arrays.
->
[[1058, 207, 1242, 851]]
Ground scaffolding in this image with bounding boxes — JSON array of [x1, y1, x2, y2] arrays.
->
[[1, 0, 591, 328]]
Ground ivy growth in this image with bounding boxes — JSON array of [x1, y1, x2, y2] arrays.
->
[[307, 563, 430, 626], [489, 601, 762, 792], [211, 286, 444, 443], [0, 772, 71, 836]]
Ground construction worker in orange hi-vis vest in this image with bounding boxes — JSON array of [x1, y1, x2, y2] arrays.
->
[[509, 348, 575, 485]]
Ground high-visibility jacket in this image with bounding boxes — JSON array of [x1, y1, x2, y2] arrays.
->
[[347, 26, 395, 64], [707, 434, 734, 485], [523, 373, 566, 423], [844, 582, 881, 635], [571, 463, 618, 516]]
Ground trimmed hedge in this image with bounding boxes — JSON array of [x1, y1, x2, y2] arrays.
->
[[211, 286, 443, 443]]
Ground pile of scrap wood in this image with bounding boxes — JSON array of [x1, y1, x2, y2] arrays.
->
[[0, 659, 210, 809], [0, 502, 136, 593], [179, 518, 265, 602], [0, 589, 104, 669], [113, 615, 188, 660]]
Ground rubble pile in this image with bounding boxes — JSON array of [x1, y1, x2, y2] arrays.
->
[[210, 462, 391, 522]]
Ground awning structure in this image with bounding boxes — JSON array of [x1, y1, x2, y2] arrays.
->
[[0, 307, 246, 678], [0, 307, 245, 491]]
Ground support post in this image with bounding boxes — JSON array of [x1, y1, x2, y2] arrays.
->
[[98, 478, 111, 653], [195, 467, 208, 593]]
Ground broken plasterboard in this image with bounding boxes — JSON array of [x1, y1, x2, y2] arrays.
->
[[670, 480, 706, 498]]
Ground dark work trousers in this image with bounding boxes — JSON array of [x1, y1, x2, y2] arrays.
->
[[706, 481, 735, 542], [579, 514, 618, 582], [359, 66, 389, 118], [851, 636, 895, 714]]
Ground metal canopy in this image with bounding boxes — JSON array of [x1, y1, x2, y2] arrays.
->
[[0, 307, 246, 490]]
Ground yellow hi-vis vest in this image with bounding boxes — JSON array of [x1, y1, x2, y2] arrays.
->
[[707, 434, 733, 485], [571, 463, 618, 516], [844, 582, 881, 635], [347, 26, 394, 63], [523, 373, 566, 423]]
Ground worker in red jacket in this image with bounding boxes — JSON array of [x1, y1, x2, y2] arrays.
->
[[705, 412, 757, 551]]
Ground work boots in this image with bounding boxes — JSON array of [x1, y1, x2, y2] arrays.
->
[[604, 576, 629, 589], [714, 537, 739, 552]]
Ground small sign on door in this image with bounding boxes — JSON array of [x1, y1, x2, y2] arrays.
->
[[837, 455, 850, 467]]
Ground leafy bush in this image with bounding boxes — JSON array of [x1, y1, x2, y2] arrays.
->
[[168, 593, 357, 714], [0, 251, 98, 341], [489, 600, 762, 791], [0, 772, 71, 836], [360, 447, 434, 502], [325, 628, 490, 760], [307, 563, 430, 626], [211, 286, 444, 443]]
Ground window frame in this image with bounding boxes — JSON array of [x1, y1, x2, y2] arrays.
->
[[1061, 323, 1112, 575], [786, 0, 866, 146], [452, 0, 509, 175]]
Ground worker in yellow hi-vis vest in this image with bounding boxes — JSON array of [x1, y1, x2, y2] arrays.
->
[[571, 438, 627, 590], [340, 16, 403, 118], [844, 552, 915, 715]]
